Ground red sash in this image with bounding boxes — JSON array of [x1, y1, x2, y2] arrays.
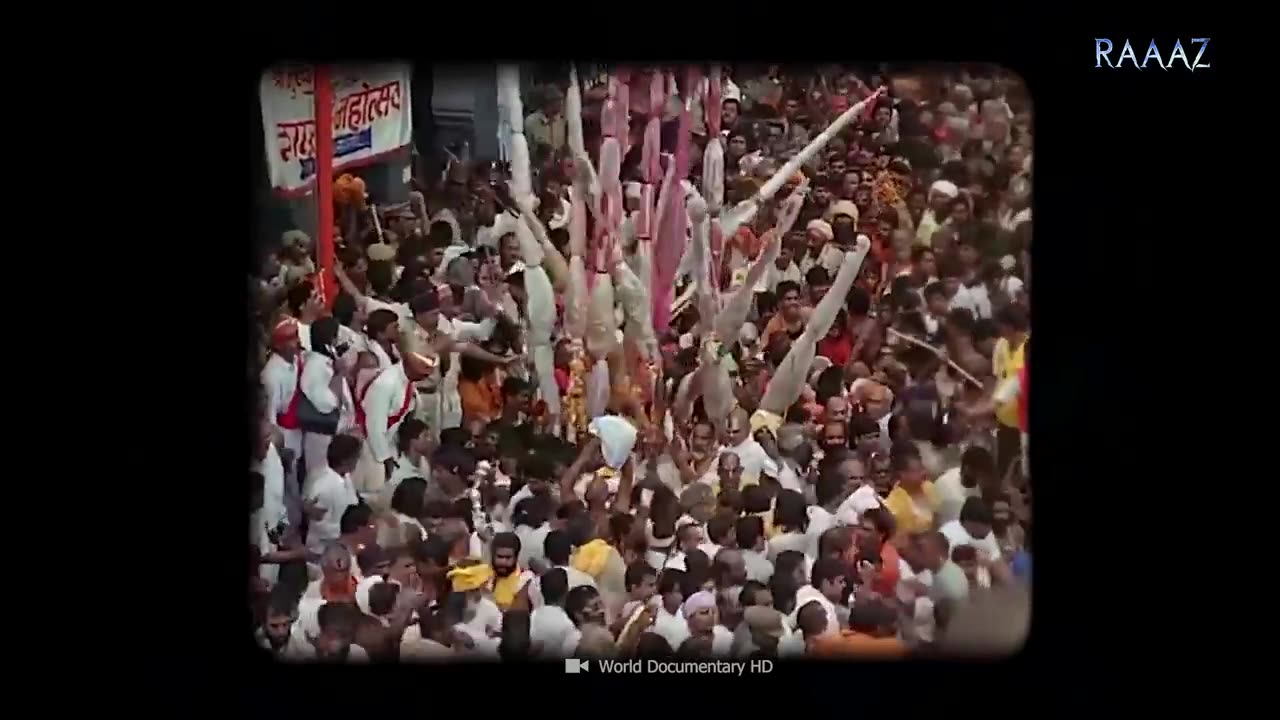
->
[[356, 368, 416, 437], [275, 356, 304, 430]]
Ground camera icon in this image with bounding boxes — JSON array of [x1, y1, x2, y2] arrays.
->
[[564, 659, 590, 673]]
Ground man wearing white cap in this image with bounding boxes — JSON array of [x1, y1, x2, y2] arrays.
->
[[916, 180, 959, 247]]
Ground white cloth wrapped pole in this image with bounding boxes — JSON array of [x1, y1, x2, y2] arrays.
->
[[613, 258, 659, 363], [702, 357, 735, 427], [567, 64, 586, 159], [703, 137, 725, 214], [586, 271, 620, 359], [759, 240, 871, 416], [516, 223, 560, 422], [565, 165, 591, 340], [651, 154, 677, 254], [497, 65, 532, 198], [572, 149, 603, 226], [713, 230, 780, 341], [586, 359, 611, 419], [514, 213, 545, 269], [687, 197, 718, 336], [598, 137, 624, 236], [719, 88, 886, 238], [566, 256, 589, 340], [517, 205, 569, 292], [711, 181, 802, 339], [615, 73, 631, 158], [500, 62, 555, 420]]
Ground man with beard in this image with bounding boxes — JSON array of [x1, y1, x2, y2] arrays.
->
[[489, 532, 534, 611], [672, 419, 722, 487], [256, 586, 311, 659], [564, 585, 614, 657], [305, 601, 369, 662]]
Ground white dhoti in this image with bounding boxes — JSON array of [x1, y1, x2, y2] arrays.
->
[[440, 357, 463, 431], [353, 440, 388, 503], [302, 432, 332, 482]]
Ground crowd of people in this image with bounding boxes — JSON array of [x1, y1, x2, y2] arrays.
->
[[249, 61, 1032, 662]]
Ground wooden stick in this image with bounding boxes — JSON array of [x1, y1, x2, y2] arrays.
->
[[369, 203, 384, 242], [886, 328, 984, 389]]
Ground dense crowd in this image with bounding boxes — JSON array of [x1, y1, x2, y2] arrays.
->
[[250, 62, 1031, 662]]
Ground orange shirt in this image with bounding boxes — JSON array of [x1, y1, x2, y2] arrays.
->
[[809, 630, 907, 659], [459, 375, 503, 423], [762, 307, 812, 348], [872, 542, 902, 597]]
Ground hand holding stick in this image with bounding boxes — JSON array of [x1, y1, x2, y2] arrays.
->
[[886, 328, 984, 389]]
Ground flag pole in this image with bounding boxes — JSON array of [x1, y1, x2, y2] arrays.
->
[[313, 65, 337, 309]]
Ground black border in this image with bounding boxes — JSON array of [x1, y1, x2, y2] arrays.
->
[[123, 26, 1224, 706]]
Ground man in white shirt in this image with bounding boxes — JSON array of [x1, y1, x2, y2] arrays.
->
[[652, 570, 691, 651], [256, 587, 312, 660], [935, 445, 996, 526], [303, 434, 362, 558], [723, 409, 778, 484], [792, 565, 842, 637], [527, 530, 597, 608], [939, 497, 1002, 562], [529, 568, 576, 658], [262, 318, 305, 467], [354, 352, 431, 499], [253, 417, 293, 538], [363, 308, 404, 371], [805, 470, 847, 558], [735, 516, 775, 584]]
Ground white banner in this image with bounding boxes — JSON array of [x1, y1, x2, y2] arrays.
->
[[261, 63, 413, 195]]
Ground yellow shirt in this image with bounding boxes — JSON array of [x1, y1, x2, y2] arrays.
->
[[992, 337, 1027, 429], [884, 482, 940, 539]]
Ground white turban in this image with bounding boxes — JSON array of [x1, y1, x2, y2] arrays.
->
[[624, 182, 643, 200], [828, 201, 860, 224], [806, 219, 834, 241], [929, 180, 960, 199]]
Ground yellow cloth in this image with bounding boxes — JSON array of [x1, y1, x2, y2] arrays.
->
[[492, 571, 523, 610], [448, 563, 494, 592], [572, 539, 612, 579], [992, 337, 1026, 429], [884, 483, 940, 539], [750, 409, 783, 434]]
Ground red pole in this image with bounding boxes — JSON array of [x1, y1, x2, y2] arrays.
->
[[313, 65, 337, 310]]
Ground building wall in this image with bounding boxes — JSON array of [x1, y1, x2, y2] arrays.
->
[[253, 63, 502, 258]]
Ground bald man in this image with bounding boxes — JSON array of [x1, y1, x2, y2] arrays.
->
[[773, 423, 812, 496], [723, 409, 777, 485], [717, 453, 743, 494], [303, 543, 358, 603]]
